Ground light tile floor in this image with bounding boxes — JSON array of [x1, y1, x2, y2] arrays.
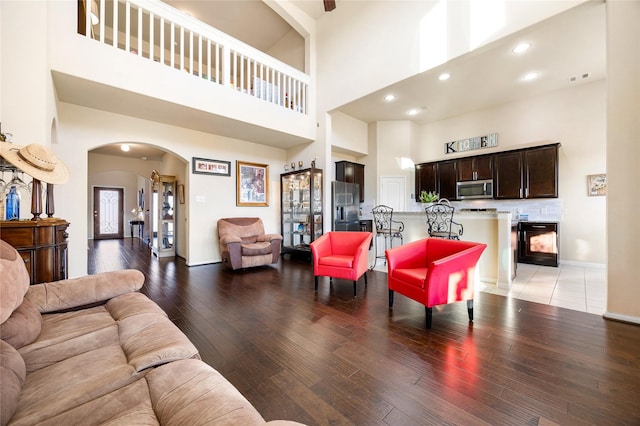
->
[[372, 259, 607, 315], [478, 263, 607, 315]]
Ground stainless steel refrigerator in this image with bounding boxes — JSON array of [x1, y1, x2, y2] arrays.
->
[[332, 181, 360, 231]]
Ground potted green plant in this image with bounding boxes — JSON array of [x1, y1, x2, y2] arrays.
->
[[419, 190, 439, 204]]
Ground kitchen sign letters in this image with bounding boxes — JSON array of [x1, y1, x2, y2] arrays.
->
[[445, 133, 498, 154]]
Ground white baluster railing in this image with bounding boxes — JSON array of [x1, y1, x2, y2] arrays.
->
[[80, 0, 309, 115]]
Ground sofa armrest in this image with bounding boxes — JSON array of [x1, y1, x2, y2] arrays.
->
[[426, 243, 486, 305], [353, 233, 373, 274], [257, 233, 283, 242], [25, 269, 145, 313], [220, 235, 242, 245], [310, 233, 331, 266]]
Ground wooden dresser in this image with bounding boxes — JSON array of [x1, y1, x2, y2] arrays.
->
[[0, 218, 70, 284]]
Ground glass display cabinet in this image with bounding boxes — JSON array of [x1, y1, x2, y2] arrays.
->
[[281, 167, 323, 256], [151, 174, 175, 257]]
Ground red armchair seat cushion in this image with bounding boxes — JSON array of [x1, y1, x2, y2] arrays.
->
[[391, 267, 428, 289], [318, 255, 354, 269], [241, 242, 272, 256]]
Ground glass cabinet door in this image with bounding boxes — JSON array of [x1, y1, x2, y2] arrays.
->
[[281, 167, 322, 255], [152, 175, 175, 257]]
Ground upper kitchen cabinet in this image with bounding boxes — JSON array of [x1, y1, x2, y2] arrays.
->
[[415, 162, 437, 198], [335, 161, 365, 202], [494, 150, 524, 199], [438, 160, 458, 200], [524, 145, 559, 198], [457, 155, 493, 181], [494, 143, 559, 199], [415, 160, 459, 200]]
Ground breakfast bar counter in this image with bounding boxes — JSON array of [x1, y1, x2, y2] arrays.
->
[[388, 210, 515, 288]]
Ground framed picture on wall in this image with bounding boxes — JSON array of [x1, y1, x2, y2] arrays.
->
[[587, 173, 606, 196], [192, 157, 231, 176], [236, 161, 269, 206]]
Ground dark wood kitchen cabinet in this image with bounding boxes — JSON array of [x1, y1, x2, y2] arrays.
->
[[335, 161, 365, 202], [0, 218, 70, 284], [494, 144, 558, 199], [524, 145, 558, 198], [494, 150, 524, 199], [437, 160, 458, 200], [457, 155, 493, 181], [415, 162, 437, 198]]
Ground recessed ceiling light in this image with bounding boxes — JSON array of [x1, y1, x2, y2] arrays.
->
[[121, 144, 130, 152], [407, 108, 420, 116], [384, 94, 396, 102], [438, 73, 450, 81], [522, 71, 539, 81], [513, 42, 531, 54]]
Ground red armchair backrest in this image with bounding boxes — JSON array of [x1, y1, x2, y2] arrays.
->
[[425, 238, 483, 265], [327, 231, 370, 255]]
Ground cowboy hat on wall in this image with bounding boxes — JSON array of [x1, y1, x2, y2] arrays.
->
[[0, 142, 70, 184]]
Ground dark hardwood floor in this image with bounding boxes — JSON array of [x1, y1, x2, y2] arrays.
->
[[88, 238, 640, 426]]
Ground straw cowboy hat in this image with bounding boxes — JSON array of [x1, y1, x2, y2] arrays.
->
[[0, 142, 70, 184]]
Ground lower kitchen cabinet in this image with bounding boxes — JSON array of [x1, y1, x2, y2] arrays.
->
[[518, 222, 558, 267]]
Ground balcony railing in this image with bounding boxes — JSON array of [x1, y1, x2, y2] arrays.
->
[[78, 0, 309, 114]]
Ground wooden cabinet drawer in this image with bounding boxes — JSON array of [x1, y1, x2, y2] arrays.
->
[[1, 227, 36, 248]]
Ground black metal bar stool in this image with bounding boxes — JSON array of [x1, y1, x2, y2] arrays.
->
[[424, 198, 463, 239], [371, 205, 404, 269]]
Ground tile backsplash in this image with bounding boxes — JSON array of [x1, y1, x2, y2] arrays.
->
[[406, 198, 563, 222]]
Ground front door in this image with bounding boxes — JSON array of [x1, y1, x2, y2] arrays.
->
[[93, 187, 124, 239]]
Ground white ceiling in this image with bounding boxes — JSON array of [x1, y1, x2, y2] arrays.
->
[[337, 1, 605, 125], [89, 0, 605, 159]]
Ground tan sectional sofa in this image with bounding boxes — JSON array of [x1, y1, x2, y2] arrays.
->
[[0, 239, 302, 426]]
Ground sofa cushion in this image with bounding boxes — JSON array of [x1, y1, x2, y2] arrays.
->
[[147, 359, 266, 425], [117, 312, 199, 372], [10, 344, 143, 426], [0, 240, 30, 324], [318, 254, 354, 269], [18, 306, 119, 373], [105, 291, 169, 320], [392, 267, 428, 289], [241, 241, 272, 256], [0, 298, 42, 349], [1, 340, 26, 426], [25, 379, 157, 426]]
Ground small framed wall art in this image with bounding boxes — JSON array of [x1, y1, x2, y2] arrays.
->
[[587, 173, 606, 196], [236, 161, 269, 206], [192, 157, 231, 176]]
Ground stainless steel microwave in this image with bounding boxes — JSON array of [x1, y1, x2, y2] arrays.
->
[[456, 179, 494, 199]]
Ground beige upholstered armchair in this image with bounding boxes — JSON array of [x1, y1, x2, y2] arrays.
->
[[217, 217, 283, 270]]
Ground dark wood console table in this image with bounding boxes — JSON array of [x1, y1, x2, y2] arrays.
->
[[129, 219, 144, 239], [0, 218, 70, 284]]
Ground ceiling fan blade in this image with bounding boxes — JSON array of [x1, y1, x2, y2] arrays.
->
[[324, 0, 336, 12]]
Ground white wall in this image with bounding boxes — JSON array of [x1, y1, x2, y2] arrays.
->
[[315, 0, 585, 114], [56, 103, 286, 277], [605, 0, 640, 323]]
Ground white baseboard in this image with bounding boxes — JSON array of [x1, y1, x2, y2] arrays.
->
[[603, 311, 640, 325]]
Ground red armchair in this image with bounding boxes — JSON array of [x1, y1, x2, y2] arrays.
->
[[385, 237, 487, 329], [310, 231, 373, 296]]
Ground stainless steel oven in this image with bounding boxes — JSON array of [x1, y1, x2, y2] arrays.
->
[[517, 222, 558, 267]]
